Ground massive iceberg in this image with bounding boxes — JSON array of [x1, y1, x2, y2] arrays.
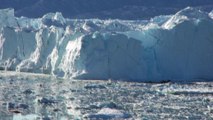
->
[[0, 7, 213, 82]]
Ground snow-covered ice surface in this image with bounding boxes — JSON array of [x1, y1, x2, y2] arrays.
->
[[0, 71, 213, 120], [1, 7, 213, 82]]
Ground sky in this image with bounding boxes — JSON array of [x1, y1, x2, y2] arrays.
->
[[0, 0, 213, 19]]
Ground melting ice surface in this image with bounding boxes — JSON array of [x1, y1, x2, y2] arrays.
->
[[1, 7, 213, 82]]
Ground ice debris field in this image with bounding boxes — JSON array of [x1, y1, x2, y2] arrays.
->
[[1, 7, 213, 82], [0, 71, 213, 120]]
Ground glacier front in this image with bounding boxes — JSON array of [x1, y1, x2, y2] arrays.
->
[[0, 7, 213, 82]]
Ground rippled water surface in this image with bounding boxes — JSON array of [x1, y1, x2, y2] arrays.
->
[[0, 71, 213, 120]]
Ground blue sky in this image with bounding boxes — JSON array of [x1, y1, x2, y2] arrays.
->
[[0, 0, 213, 19]]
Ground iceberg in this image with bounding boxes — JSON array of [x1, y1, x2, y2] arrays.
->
[[0, 8, 213, 82], [209, 10, 213, 19]]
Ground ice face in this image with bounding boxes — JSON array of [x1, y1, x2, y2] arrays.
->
[[0, 8, 17, 28], [162, 7, 211, 29], [42, 12, 66, 27], [0, 8, 213, 82], [150, 15, 172, 25]]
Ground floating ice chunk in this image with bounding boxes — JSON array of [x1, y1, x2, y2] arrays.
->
[[13, 114, 38, 120], [85, 108, 130, 119], [209, 10, 213, 19]]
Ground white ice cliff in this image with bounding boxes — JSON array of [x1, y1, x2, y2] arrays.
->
[[0, 7, 213, 82]]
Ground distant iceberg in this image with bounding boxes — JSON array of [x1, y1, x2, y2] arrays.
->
[[0, 7, 213, 82]]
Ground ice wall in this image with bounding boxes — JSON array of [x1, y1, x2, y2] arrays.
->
[[0, 7, 213, 82]]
